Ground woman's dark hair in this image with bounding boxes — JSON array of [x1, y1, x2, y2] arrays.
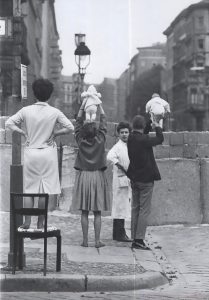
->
[[116, 121, 131, 134], [32, 78, 54, 101], [81, 122, 97, 139], [132, 115, 146, 130]]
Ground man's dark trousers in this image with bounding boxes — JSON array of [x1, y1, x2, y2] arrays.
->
[[131, 181, 154, 240]]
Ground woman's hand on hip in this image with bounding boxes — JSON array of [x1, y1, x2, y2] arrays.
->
[[21, 131, 30, 146], [47, 133, 55, 146]]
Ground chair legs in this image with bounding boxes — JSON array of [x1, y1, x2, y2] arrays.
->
[[13, 235, 61, 275], [43, 237, 47, 276], [56, 236, 61, 272], [18, 238, 23, 270]]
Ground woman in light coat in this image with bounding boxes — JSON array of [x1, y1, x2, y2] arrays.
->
[[107, 122, 132, 242], [6, 78, 74, 229]]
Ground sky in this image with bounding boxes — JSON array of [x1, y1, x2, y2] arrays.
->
[[55, 0, 200, 84]]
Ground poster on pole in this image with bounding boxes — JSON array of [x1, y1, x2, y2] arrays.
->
[[21, 64, 27, 99]]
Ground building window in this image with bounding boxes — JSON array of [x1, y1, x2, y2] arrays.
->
[[199, 93, 204, 105], [64, 93, 68, 103], [191, 88, 197, 104], [191, 89, 204, 106], [131, 74, 135, 82], [197, 16, 204, 27], [198, 39, 204, 50]]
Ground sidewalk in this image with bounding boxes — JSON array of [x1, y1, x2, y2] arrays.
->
[[1, 211, 209, 295], [0, 210, 167, 292]]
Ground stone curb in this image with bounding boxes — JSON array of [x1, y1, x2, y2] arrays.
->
[[0, 271, 168, 292]]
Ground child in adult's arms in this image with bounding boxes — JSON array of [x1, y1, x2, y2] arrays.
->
[[81, 85, 102, 122]]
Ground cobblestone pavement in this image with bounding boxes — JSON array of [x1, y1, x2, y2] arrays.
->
[[1, 211, 209, 299], [0, 210, 133, 247], [148, 225, 209, 295], [0, 211, 144, 276]]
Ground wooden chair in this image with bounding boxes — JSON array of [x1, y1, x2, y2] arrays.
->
[[11, 193, 61, 276]]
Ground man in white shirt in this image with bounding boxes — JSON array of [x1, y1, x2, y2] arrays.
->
[[107, 122, 132, 242]]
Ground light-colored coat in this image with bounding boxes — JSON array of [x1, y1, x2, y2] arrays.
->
[[6, 102, 74, 194], [107, 139, 131, 219]]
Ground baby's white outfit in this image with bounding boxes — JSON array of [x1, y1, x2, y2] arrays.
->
[[81, 85, 102, 122], [146, 96, 170, 128]]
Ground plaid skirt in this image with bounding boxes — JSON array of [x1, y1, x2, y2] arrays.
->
[[71, 170, 111, 212]]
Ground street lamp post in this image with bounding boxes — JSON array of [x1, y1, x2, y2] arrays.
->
[[74, 34, 91, 113], [0, 0, 26, 268]]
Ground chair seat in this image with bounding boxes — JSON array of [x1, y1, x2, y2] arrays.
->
[[18, 226, 58, 232], [17, 226, 61, 239]]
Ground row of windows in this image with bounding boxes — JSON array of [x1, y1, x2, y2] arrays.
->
[[190, 89, 204, 105], [140, 50, 163, 57], [64, 85, 73, 91], [174, 37, 205, 64], [64, 95, 73, 104]]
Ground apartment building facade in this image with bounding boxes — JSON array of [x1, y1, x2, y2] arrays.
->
[[164, 0, 209, 131], [129, 45, 166, 88], [0, 0, 62, 115]]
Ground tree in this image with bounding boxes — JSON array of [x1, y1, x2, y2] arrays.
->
[[126, 65, 163, 120]]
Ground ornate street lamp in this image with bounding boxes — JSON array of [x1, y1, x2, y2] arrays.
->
[[74, 34, 91, 111], [74, 41, 91, 81]]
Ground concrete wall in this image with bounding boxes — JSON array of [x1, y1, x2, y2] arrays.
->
[[200, 159, 209, 223], [1, 116, 209, 225], [148, 159, 201, 225]]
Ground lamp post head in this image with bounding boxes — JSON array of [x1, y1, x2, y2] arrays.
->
[[75, 33, 86, 47], [74, 42, 91, 76], [74, 42, 91, 56]]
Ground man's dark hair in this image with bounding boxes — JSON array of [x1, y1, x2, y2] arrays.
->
[[132, 115, 146, 130], [116, 121, 131, 133], [81, 122, 97, 139], [32, 78, 54, 102]]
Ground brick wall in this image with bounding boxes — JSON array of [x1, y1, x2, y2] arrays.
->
[[56, 122, 209, 159], [1, 116, 209, 158]]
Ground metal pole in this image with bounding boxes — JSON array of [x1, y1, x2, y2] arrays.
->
[[78, 56, 81, 105], [57, 142, 63, 208], [7, 6, 25, 268], [8, 81, 25, 268], [80, 73, 85, 93]]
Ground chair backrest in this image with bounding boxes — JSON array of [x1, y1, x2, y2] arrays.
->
[[11, 193, 49, 233]]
